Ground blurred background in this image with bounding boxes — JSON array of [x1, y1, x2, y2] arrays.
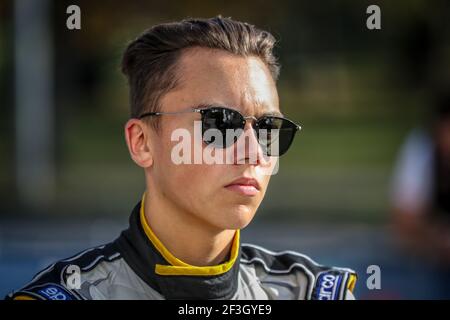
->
[[1, 0, 450, 299]]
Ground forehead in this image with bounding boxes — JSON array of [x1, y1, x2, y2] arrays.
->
[[162, 47, 279, 115]]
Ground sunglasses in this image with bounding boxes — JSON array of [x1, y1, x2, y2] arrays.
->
[[139, 106, 302, 156]]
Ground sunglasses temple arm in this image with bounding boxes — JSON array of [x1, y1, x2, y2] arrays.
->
[[139, 108, 202, 119]]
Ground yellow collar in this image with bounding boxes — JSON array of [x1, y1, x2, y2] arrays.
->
[[139, 193, 240, 276]]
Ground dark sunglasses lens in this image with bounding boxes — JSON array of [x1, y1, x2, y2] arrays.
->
[[257, 117, 298, 156], [202, 108, 244, 148]]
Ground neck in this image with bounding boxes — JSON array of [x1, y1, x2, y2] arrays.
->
[[143, 190, 236, 266]]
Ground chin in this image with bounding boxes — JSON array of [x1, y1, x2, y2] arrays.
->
[[221, 204, 256, 230]]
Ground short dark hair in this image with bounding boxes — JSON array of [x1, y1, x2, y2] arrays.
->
[[121, 16, 280, 126]]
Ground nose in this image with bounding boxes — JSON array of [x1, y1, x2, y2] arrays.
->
[[232, 120, 270, 166]]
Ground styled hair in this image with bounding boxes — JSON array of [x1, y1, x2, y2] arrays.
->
[[121, 16, 280, 126]]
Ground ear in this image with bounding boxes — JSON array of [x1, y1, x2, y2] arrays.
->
[[124, 119, 154, 168]]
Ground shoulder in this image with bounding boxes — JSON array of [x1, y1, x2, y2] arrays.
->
[[240, 243, 357, 300], [5, 242, 122, 300]]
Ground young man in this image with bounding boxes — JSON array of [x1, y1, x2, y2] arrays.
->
[[6, 16, 356, 300]]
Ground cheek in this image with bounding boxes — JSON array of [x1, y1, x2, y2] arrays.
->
[[183, 164, 226, 196], [163, 163, 226, 202], [260, 174, 271, 191]]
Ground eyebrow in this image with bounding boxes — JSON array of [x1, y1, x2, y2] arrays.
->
[[190, 102, 220, 110], [260, 110, 284, 117], [253, 100, 283, 117], [191, 102, 283, 117]]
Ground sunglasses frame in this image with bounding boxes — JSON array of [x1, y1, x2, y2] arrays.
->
[[138, 105, 302, 156]]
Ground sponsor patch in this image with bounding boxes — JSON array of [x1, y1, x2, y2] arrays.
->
[[314, 273, 343, 300], [36, 284, 74, 300]]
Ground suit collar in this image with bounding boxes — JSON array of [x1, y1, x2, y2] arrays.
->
[[115, 199, 241, 299]]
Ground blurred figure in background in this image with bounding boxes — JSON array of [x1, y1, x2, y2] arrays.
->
[[391, 93, 450, 298]]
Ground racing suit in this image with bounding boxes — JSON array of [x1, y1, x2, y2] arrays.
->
[[5, 200, 357, 300]]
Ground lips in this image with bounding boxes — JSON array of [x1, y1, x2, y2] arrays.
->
[[225, 177, 261, 196]]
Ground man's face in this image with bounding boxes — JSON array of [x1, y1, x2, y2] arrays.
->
[[147, 47, 280, 230]]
